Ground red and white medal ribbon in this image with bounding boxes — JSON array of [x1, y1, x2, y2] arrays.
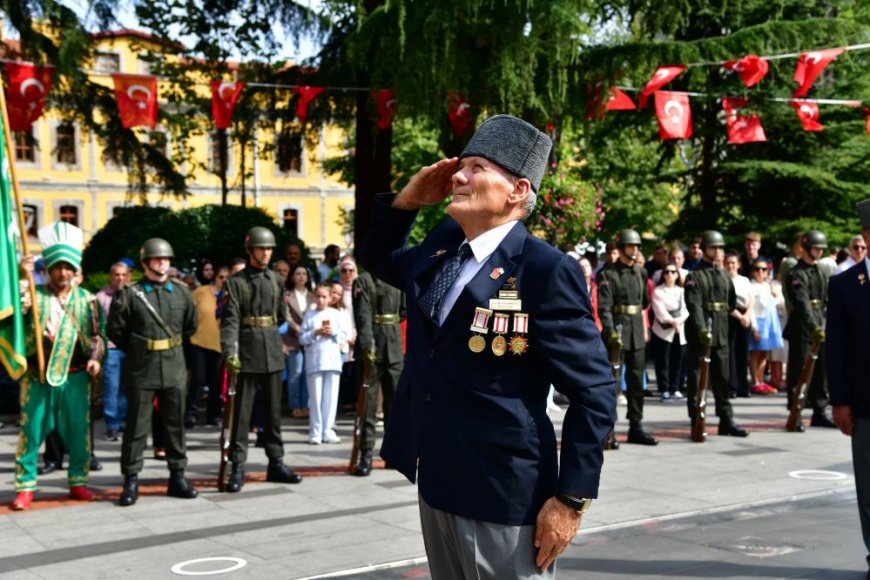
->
[[512, 313, 529, 334], [470, 307, 493, 334], [493, 313, 509, 334]]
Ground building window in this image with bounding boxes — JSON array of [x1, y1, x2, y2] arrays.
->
[[58, 205, 79, 227], [207, 132, 233, 175], [22, 204, 38, 237], [282, 209, 299, 237], [54, 123, 77, 165], [94, 52, 121, 73], [14, 130, 37, 163], [276, 131, 303, 174]]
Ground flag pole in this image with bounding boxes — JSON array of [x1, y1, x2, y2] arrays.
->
[[0, 78, 46, 382]]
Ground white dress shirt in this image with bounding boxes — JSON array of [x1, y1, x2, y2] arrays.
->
[[438, 220, 519, 326]]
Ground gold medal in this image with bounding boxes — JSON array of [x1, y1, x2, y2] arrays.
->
[[492, 335, 507, 356], [468, 334, 486, 353], [509, 335, 528, 355]]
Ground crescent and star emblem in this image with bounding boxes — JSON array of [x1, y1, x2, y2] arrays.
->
[[654, 69, 671, 80], [385, 99, 397, 111], [218, 81, 237, 107], [799, 104, 816, 119], [734, 119, 749, 130], [126, 84, 152, 110], [20, 78, 45, 98], [806, 52, 823, 65], [664, 100, 684, 123]]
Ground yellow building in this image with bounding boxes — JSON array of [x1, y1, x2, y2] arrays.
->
[[8, 29, 354, 257]]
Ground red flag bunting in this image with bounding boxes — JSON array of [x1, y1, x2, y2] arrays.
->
[[371, 90, 397, 130], [639, 66, 685, 108], [655, 91, 692, 140], [447, 92, 472, 137], [790, 100, 824, 132], [722, 99, 766, 144], [721, 96, 748, 112], [865, 108, 870, 135], [112, 74, 158, 129], [723, 55, 769, 88], [607, 88, 636, 111], [292, 86, 325, 124], [211, 80, 245, 130], [793, 48, 845, 98], [4, 62, 54, 131]]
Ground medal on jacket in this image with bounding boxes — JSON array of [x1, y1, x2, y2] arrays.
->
[[468, 307, 492, 353], [491, 313, 509, 356], [509, 313, 529, 355]]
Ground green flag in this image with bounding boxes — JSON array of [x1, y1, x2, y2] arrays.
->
[[0, 114, 27, 379]]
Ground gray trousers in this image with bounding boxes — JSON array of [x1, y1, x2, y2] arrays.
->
[[853, 418, 870, 569], [419, 494, 555, 579]]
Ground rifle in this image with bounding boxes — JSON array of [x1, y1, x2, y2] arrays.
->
[[348, 351, 375, 473], [218, 342, 239, 492], [692, 318, 713, 443], [605, 324, 622, 451], [786, 338, 823, 432]]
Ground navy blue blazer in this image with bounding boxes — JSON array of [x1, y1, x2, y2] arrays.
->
[[359, 195, 616, 526], [826, 259, 870, 419]]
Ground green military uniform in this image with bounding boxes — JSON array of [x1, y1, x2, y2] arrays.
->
[[16, 285, 105, 492], [783, 259, 829, 417], [597, 261, 649, 424], [352, 272, 406, 474], [108, 278, 197, 475], [684, 260, 737, 424]]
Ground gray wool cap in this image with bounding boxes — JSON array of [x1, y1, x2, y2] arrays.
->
[[858, 199, 870, 229], [459, 114, 552, 192]]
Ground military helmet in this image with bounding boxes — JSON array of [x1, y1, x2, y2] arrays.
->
[[615, 229, 641, 247], [701, 230, 726, 248], [801, 229, 828, 251], [140, 238, 174, 259], [245, 226, 276, 249]]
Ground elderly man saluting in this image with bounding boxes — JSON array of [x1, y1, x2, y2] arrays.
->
[[359, 115, 615, 578]]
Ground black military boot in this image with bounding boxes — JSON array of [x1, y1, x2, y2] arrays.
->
[[605, 430, 620, 450], [167, 470, 199, 499], [119, 475, 138, 507], [627, 421, 659, 446], [354, 449, 373, 477], [810, 412, 837, 428], [266, 459, 303, 484], [226, 463, 244, 493], [718, 419, 749, 437]]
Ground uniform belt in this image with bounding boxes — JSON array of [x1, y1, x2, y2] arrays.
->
[[373, 313, 400, 325], [241, 316, 276, 328], [613, 304, 643, 315], [146, 336, 183, 351], [704, 302, 728, 312], [809, 299, 823, 307]]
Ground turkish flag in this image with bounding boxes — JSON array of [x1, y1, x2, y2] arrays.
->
[[113, 74, 158, 129], [723, 101, 766, 144], [865, 108, 870, 135], [4, 62, 54, 131], [211, 80, 245, 129], [639, 66, 685, 108], [723, 55, 769, 88], [447, 92, 472, 137], [790, 100, 824, 132], [292, 86, 325, 124], [607, 88, 636, 111], [722, 96, 748, 112], [655, 91, 692, 140], [371, 89, 397, 130], [793, 48, 844, 98]]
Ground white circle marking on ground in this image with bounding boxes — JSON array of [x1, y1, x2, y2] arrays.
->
[[170, 557, 247, 576], [788, 470, 847, 481]]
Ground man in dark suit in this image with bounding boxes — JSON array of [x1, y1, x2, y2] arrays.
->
[[359, 115, 615, 578], [826, 199, 870, 578]]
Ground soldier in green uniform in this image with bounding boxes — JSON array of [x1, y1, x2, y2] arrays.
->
[[11, 222, 105, 511], [783, 229, 835, 429], [597, 229, 657, 446], [351, 271, 406, 475], [108, 238, 199, 506], [684, 230, 749, 438], [221, 227, 303, 492]]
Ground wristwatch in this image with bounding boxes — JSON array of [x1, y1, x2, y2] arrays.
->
[[555, 494, 592, 514]]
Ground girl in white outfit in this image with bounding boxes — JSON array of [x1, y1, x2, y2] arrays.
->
[[300, 284, 348, 444]]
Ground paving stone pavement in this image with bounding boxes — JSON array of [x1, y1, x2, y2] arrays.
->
[[0, 389, 862, 579]]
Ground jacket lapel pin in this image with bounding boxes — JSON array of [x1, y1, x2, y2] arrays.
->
[[859, 273, 866, 285], [431, 249, 447, 258], [490, 267, 504, 280]]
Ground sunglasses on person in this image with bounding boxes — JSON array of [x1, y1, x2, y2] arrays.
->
[[663, 269, 678, 274], [753, 266, 768, 272], [853, 245, 867, 251], [341, 267, 356, 273]]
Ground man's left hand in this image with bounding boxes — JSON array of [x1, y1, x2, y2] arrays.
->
[[86, 360, 101, 377], [534, 497, 581, 571]]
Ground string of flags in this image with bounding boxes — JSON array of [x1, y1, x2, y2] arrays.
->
[[2, 41, 869, 141]]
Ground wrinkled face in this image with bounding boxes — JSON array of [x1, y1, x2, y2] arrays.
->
[[285, 244, 302, 265], [447, 156, 518, 223], [274, 261, 290, 279], [850, 240, 867, 261], [329, 283, 343, 306], [314, 287, 330, 310], [110, 265, 130, 290], [49, 262, 76, 289], [293, 266, 309, 288]]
